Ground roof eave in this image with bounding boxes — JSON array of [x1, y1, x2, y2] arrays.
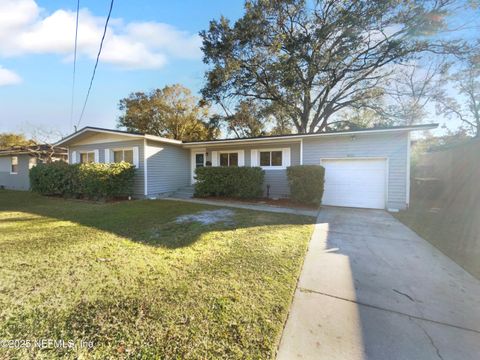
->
[[182, 123, 438, 147], [55, 127, 183, 147]]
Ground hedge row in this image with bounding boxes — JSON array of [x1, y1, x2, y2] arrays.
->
[[286, 165, 325, 204], [194, 167, 264, 199], [29, 161, 135, 199]]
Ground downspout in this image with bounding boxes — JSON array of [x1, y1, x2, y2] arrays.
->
[[144, 138, 148, 197], [300, 138, 303, 165], [406, 132, 411, 208]]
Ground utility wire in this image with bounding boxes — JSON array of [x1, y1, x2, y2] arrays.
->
[[70, 0, 80, 131], [77, 0, 114, 129]]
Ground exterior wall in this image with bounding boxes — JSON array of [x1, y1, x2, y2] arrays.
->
[[69, 139, 145, 197], [196, 141, 302, 198], [146, 140, 190, 196], [303, 132, 409, 210], [0, 154, 33, 191]]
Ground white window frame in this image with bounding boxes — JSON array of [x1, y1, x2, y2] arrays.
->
[[255, 148, 291, 170], [10, 156, 18, 174], [211, 150, 245, 167], [79, 151, 95, 164], [112, 148, 134, 164], [219, 151, 239, 167], [106, 147, 139, 167]]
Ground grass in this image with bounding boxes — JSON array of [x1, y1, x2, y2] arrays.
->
[[0, 190, 314, 359]]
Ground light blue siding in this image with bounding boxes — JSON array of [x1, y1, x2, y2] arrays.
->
[[303, 132, 409, 209], [0, 154, 31, 191], [202, 141, 301, 198], [146, 140, 190, 196]]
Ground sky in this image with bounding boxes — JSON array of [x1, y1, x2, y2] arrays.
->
[[0, 0, 245, 139], [0, 0, 477, 141]]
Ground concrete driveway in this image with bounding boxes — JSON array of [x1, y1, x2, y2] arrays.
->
[[277, 207, 480, 360]]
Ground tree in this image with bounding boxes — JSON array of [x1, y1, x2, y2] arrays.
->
[[28, 127, 67, 163], [200, 0, 464, 134], [0, 133, 35, 148], [332, 108, 394, 131], [376, 61, 448, 125], [264, 103, 294, 135], [269, 115, 293, 135], [117, 84, 220, 141], [223, 100, 268, 138], [435, 53, 480, 137]]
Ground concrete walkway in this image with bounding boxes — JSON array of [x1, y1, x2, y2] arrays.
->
[[163, 197, 318, 217], [277, 207, 480, 360]]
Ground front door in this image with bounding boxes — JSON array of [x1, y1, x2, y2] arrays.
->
[[191, 152, 206, 183]]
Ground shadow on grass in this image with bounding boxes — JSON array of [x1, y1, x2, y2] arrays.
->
[[0, 190, 315, 249]]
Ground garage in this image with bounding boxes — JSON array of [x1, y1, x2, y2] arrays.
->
[[321, 158, 387, 209]]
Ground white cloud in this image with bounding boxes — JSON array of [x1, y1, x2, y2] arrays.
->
[[0, 0, 202, 69], [0, 66, 22, 86]]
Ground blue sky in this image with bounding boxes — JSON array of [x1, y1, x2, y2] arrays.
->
[[0, 0, 245, 138], [0, 1, 477, 140]]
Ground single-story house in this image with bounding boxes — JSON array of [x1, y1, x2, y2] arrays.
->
[[0, 145, 68, 191], [55, 123, 437, 211]]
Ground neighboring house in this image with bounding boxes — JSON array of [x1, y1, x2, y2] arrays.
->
[[0, 145, 67, 191], [55, 124, 437, 211]]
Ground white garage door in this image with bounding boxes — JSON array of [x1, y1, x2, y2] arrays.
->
[[321, 158, 387, 209]]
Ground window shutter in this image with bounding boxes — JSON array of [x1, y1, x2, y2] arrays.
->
[[211, 151, 218, 166], [238, 150, 245, 166], [133, 146, 139, 168], [283, 148, 291, 167], [251, 150, 258, 167], [94, 149, 99, 163], [104, 149, 110, 163], [71, 151, 77, 164]]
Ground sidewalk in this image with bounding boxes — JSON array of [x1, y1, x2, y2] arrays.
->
[[163, 197, 318, 217]]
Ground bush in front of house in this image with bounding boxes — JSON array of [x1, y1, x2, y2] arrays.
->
[[194, 167, 265, 199], [29, 161, 73, 196], [30, 162, 135, 199], [287, 165, 325, 205], [75, 162, 136, 199]]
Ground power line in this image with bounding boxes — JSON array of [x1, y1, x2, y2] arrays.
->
[[77, 0, 114, 129], [70, 0, 80, 131]]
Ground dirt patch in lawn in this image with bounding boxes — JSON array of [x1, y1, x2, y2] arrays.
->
[[176, 209, 235, 225]]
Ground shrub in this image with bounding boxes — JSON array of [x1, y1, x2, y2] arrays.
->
[[194, 167, 264, 199], [287, 165, 325, 204], [30, 162, 135, 200], [29, 161, 73, 196]]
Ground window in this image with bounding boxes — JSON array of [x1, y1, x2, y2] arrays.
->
[[260, 151, 283, 167], [10, 156, 18, 174], [80, 152, 95, 164], [113, 149, 134, 164], [220, 152, 238, 167], [195, 153, 205, 168], [29, 157, 37, 169]]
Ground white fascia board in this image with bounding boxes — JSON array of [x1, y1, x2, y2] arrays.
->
[[184, 138, 303, 148], [55, 128, 144, 146], [182, 124, 438, 148], [144, 134, 183, 145], [56, 127, 183, 147]]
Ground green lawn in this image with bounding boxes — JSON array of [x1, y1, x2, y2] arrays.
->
[[0, 190, 314, 359]]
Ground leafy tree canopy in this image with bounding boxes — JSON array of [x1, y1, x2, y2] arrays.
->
[[224, 100, 268, 138], [435, 50, 480, 138], [0, 133, 35, 149], [200, 0, 465, 134], [117, 84, 220, 141]]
